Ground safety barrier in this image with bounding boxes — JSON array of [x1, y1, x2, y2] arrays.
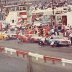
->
[[28, 52, 44, 60], [0, 46, 72, 67], [0, 47, 4, 52], [44, 56, 61, 64], [62, 58, 72, 66], [16, 50, 28, 58], [5, 47, 16, 55]]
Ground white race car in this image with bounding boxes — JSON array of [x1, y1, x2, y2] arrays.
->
[[38, 36, 71, 46], [4, 31, 17, 39]]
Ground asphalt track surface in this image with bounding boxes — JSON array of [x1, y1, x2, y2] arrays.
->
[[0, 53, 72, 72], [0, 40, 72, 72], [0, 40, 72, 59]]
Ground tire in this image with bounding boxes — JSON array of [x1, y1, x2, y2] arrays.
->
[[7, 35, 10, 40], [38, 41, 44, 46], [54, 41, 59, 47], [2, 36, 4, 40], [20, 38, 24, 42], [65, 45, 70, 47], [30, 39, 34, 43], [54, 43, 58, 47]]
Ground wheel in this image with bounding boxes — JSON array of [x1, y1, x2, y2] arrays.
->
[[65, 44, 70, 47], [38, 41, 44, 46], [5, 35, 10, 40], [54, 43, 58, 47], [30, 38, 34, 43], [20, 38, 24, 42], [2, 36, 4, 40], [54, 41, 59, 47], [4, 37, 7, 40]]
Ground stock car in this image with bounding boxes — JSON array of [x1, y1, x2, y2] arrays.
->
[[0, 32, 9, 40], [38, 36, 71, 47], [17, 34, 32, 42], [4, 31, 17, 40], [17, 34, 43, 43]]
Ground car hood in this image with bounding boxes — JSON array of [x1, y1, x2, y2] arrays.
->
[[53, 38, 70, 42]]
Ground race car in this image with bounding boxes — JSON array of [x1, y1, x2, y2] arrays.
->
[[0, 32, 9, 40], [30, 35, 43, 43], [38, 36, 71, 47], [17, 34, 43, 43], [4, 31, 17, 40], [17, 34, 32, 42]]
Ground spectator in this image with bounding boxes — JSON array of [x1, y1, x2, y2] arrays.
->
[[54, 27, 59, 35], [69, 33, 72, 45], [50, 28, 55, 35]]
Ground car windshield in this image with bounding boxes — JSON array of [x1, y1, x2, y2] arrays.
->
[[46, 36, 64, 40], [53, 36, 63, 39], [32, 34, 40, 38], [52, 36, 68, 40]]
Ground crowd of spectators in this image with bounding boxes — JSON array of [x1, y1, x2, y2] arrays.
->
[[30, 0, 68, 10], [1, 21, 72, 44]]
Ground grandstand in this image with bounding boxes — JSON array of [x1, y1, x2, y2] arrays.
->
[[0, 0, 69, 6]]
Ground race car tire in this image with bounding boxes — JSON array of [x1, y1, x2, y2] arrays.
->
[[30, 38, 34, 43], [38, 41, 44, 46], [54, 41, 59, 47]]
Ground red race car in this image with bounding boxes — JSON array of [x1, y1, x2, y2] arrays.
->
[[17, 34, 43, 43], [17, 34, 32, 42]]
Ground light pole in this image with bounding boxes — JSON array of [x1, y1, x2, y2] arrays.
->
[[52, 0, 54, 15], [51, 0, 55, 27]]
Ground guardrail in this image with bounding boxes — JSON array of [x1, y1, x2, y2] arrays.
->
[[0, 46, 72, 67]]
